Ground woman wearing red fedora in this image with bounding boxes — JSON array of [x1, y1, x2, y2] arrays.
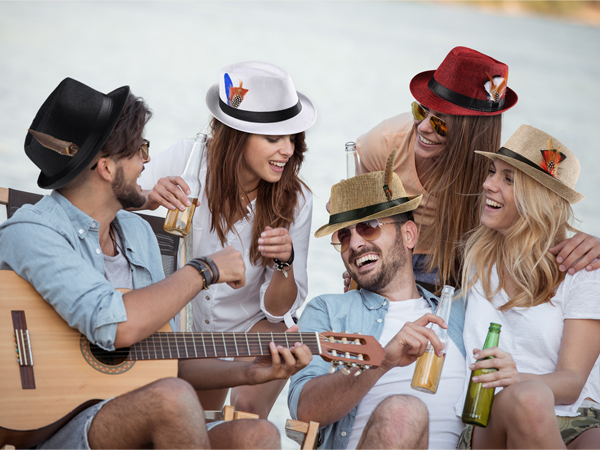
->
[[139, 61, 317, 418], [456, 125, 600, 449], [356, 46, 600, 293]]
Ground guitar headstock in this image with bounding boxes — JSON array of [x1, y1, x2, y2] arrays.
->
[[319, 331, 385, 375]]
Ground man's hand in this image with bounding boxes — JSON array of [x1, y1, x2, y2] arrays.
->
[[550, 232, 600, 274], [144, 176, 201, 211], [246, 340, 312, 385], [380, 313, 446, 371], [209, 246, 246, 289]]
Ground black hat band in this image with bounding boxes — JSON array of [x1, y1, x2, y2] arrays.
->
[[495, 147, 555, 178], [428, 77, 505, 113], [329, 197, 411, 225], [219, 98, 302, 123]]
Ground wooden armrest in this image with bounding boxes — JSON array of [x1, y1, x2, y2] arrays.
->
[[204, 405, 236, 422], [233, 410, 259, 420], [285, 419, 319, 450]]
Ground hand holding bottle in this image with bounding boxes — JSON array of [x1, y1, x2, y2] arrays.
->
[[145, 176, 201, 211], [469, 347, 519, 389], [380, 313, 447, 371]]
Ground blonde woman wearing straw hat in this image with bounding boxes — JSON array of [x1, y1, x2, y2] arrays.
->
[[139, 61, 316, 418], [289, 150, 469, 449], [355, 46, 600, 293], [456, 125, 600, 449]]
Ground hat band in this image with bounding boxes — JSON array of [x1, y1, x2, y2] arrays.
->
[[329, 197, 411, 225], [496, 147, 552, 177], [428, 77, 505, 112], [219, 98, 302, 124]]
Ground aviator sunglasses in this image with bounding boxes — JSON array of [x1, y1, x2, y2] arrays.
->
[[331, 219, 400, 253], [90, 139, 150, 170], [411, 102, 448, 137]]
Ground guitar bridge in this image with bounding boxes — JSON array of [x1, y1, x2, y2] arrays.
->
[[12, 310, 36, 389]]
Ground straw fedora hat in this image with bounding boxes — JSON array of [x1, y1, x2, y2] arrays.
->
[[25, 78, 129, 190], [410, 46, 518, 116], [476, 124, 583, 204], [315, 149, 422, 238], [206, 61, 317, 135]]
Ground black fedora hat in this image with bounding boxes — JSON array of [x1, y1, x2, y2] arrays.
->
[[25, 78, 130, 189]]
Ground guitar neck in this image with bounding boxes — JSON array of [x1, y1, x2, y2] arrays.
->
[[129, 331, 321, 361]]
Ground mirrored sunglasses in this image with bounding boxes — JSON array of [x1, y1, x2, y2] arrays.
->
[[139, 139, 150, 162], [411, 101, 447, 137], [331, 219, 399, 253]]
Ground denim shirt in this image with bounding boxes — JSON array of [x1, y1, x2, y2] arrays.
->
[[0, 191, 164, 351], [288, 285, 465, 450]]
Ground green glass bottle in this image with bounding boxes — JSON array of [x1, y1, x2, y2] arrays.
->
[[461, 322, 502, 427]]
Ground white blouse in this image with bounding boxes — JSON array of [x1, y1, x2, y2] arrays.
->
[[456, 265, 600, 417], [140, 138, 312, 332]]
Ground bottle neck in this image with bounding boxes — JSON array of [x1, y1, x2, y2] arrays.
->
[[482, 331, 500, 350]]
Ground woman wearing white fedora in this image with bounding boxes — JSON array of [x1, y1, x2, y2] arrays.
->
[[139, 61, 316, 418], [456, 125, 600, 448]]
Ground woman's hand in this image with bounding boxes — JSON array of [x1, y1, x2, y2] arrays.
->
[[549, 232, 600, 274], [469, 347, 519, 389], [258, 226, 292, 262], [145, 176, 200, 211]]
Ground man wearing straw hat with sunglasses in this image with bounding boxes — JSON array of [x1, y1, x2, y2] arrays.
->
[[288, 149, 467, 449], [0, 78, 312, 450]]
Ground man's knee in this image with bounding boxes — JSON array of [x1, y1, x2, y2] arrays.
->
[[147, 377, 203, 418], [210, 419, 280, 449], [374, 395, 428, 429]]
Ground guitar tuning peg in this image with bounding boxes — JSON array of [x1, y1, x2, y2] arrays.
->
[[354, 369, 361, 377], [340, 366, 351, 376], [329, 363, 335, 374]]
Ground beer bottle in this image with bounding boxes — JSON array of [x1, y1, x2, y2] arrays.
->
[[411, 285, 455, 394], [461, 322, 502, 427], [346, 142, 361, 291], [163, 133, 207, 237]]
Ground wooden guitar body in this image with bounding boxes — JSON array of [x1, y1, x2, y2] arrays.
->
[[0, 271, 175, 448]]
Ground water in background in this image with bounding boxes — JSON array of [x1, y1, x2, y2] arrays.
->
[[1, 2, 599, 447]]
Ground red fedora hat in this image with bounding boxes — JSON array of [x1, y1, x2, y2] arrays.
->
[[410, 46, 518, 116]]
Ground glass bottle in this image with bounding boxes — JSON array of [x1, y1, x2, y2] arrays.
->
[[346, 141, 361, 291], [163, 133, 207, 237], [411, 285, 455, 394], [461, 322, 502, 427]]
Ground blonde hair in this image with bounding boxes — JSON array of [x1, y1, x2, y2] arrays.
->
[[461, 166, 577, 311]]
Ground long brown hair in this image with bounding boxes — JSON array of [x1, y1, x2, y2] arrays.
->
[[205, 118, 308, 266], [419, 114, 503, 291], [461, 168, 576, 310]]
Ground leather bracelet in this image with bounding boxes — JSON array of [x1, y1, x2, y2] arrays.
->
[[273, 244, 294, 278], [198, 256, 220, 284], [186, 259, 212, 290]]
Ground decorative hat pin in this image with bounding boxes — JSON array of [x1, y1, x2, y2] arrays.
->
[[28, 129, 79, 157], [485, 72, 508, 103], [541, 138, 566, 178], [382, 147, 397, 201]]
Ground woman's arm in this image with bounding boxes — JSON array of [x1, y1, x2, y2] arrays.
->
[[470, 319, 600, 405]]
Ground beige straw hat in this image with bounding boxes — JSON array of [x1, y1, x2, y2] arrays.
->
[[475, 124, 583, 204], [315, 149, 422, 238]]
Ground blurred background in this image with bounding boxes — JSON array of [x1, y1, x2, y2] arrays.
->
[[1, 1, 599, 447]]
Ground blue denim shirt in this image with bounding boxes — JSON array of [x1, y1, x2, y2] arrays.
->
[[0, 191, 164, 351], [288, 285, 465, 450]]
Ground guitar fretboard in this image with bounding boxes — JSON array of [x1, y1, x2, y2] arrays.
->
[[128, 331, 321, 360]]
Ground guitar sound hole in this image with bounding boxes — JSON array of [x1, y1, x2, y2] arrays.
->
[[89, 344, 129, 366]]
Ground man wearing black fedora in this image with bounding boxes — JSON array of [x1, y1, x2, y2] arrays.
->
[[288, 150, 467, 449], [0, 78, 311, 449]]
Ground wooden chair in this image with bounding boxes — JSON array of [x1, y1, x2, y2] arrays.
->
[[0, 187, 180, 278], [285, 419, 320, 450]]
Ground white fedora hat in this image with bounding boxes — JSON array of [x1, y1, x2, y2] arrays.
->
[[206, 61, 317, 135]]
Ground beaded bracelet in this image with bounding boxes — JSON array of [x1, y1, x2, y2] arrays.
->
[[186, 259, 212, 290], [198, 256, 220, 284], [273, 245, 294, 278]]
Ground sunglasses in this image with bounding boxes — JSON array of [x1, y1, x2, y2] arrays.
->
[[331, 219, 399, 253], [411, 102, 447, 137], [90, 139, 150, 170]]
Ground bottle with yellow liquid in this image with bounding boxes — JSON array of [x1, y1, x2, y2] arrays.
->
[[411, 285, 455, 394], [346, 142, 361, 291], [461, 322, 502, 427], [163, 133, 207, 237]]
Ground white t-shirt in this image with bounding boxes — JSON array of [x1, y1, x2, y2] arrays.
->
[[139, 138, 312, 332], [346, 298, 465, 450], [456, 266, 600, 417]]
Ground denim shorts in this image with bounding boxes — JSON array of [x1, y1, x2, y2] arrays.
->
[[37, 398, 224, 449], [457, 400, 600, 449]]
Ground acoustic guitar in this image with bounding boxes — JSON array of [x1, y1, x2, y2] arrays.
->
[[0, 271, 385, 448]]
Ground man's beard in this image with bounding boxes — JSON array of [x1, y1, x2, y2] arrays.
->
[[344, 229, 408, 293], [112, 165, 146, 209]]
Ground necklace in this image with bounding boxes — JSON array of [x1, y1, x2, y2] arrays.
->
[[245, 185, 259, 195]]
